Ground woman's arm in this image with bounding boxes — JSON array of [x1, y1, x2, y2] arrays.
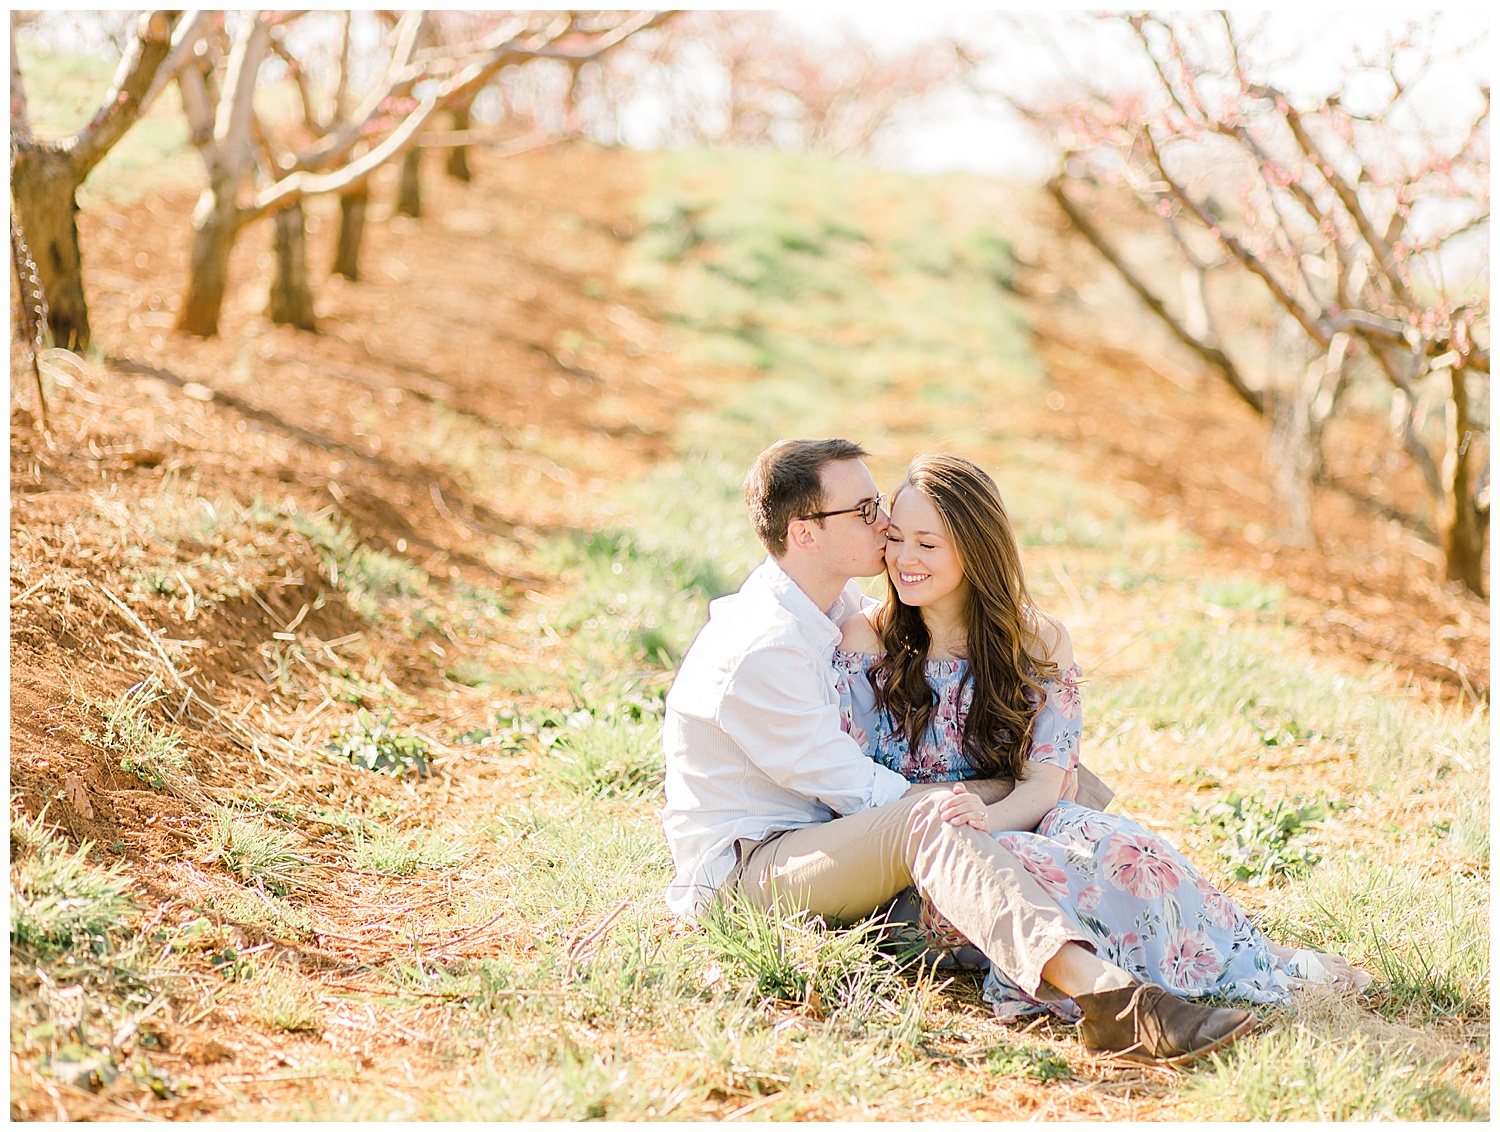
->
[[939, 763, 1066, 833], [940, 613, 1079, 831]]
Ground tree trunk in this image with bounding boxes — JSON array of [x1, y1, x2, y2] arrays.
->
[[177, 183, 242, 338], [1442, 367, 1485, 597], [9, 147, 90, 351], [395, 147, 422, 217], [445, 104, 472, 182], [332, 185, 368, 280], [268, 201, 317, 331]]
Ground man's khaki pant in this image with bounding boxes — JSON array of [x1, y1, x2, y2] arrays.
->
[[727, 781, 1089, 997]]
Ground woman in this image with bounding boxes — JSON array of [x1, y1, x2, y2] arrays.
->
[[834, 453, 1367, 1022]]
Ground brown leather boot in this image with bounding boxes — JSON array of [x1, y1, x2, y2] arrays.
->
[[1074, 983, 1256, 1066]]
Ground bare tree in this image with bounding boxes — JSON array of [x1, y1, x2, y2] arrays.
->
[[1008, 13, 1489, 594], [610, 12, 971, 157], [9, 10, 195, 350], [173, 10, 672, 338]]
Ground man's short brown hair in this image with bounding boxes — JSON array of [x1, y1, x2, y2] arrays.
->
[[744, 438, 870, 557]]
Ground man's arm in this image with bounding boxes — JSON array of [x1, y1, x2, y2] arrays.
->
[[717, 644, 908, 816]]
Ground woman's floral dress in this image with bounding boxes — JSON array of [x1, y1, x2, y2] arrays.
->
[[832, 649, 1299, 1022]]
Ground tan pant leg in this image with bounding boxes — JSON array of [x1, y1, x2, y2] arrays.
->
[[730, 787, 1087, 996]]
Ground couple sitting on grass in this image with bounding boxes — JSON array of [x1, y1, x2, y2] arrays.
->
[[661, 438, 1368, 1066]]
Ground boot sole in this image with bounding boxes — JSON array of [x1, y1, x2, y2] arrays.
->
[[1111, 1010, 1259, 1068]]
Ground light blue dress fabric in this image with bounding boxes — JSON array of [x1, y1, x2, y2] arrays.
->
[[833, 649, 1298, 1021]]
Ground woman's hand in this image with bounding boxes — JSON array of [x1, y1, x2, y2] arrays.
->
[[939, 783, 989, 831]]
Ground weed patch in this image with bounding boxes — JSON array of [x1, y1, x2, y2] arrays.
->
[[80, 677, 190, 789], [1191, 790, 1331, 884], [326, 708, 432, 776], [11, 810, 136, 957], [984, 1039, 1073, 1082]]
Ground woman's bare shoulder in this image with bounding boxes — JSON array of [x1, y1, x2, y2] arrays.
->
[[1025, 609, 1075, 668], [838, 609, 882, 655]]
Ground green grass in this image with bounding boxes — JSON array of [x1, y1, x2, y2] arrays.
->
[[207, 808, 315, 896], [252, 964, 322, 1034], [80, 677, 191, 789], [10, 810, 137, 957], [541, 714, 666, 801], [351, 827, 467, 876]]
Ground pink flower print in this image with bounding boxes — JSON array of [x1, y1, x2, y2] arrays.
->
[[1077, 883, 1103, 911], [1195, 876, 1242, 931], [1162, 928, 1225, 993], [1048, 672, 1083, 721], [996, 835, 1072, 900], [1101, 831, 1185, 898], [1029, 741, 1066, 769], [918, 895, 971, 951]]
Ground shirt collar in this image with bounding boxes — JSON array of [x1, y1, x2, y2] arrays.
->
[[752, 556, 850, 650]]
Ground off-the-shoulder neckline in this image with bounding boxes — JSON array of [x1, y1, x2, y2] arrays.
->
[[833, 650, 1083, 678], [834, 648, 965, 669]]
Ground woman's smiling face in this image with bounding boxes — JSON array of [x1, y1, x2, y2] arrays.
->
[[884, 487, 966, 614]]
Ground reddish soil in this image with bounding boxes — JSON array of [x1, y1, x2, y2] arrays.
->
[[10, 142, 689, 1117], [8, 140, 1488, 1119]]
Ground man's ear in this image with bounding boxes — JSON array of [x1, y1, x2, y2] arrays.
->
[[785, 518, 819, 555]]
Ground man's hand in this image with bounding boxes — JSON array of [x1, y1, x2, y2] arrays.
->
[[1060, 767, 1079, 804], [938, 783, 989, 832]]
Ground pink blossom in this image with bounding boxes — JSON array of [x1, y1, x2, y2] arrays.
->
[[996, 836, 1072, 900], [1195, 876, 1241, 930], [1101, 831, 1185, 898], [1077, 883, 1103, 911], [1161, 928, 1224, 993]]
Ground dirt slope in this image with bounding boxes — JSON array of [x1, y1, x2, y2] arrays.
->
[[9, 140, 1486, 1119]]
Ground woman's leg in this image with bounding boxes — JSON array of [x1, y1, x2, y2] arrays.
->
[[1041, 940, 1134, 996], [1039, 802, 1368, 998]]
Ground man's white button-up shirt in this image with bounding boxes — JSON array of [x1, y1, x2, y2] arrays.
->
[[661, 556, 910, 917]]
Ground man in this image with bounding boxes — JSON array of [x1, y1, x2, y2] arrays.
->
[[661, 438, 1255, 1065]]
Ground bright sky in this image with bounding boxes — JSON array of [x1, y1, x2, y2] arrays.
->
[[16, 10, 1488, 180], [778, 9, 1490, 177]]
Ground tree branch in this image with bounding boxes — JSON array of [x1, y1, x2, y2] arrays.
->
[[1143, 126, 1331, 349], [213, 12, 272, 184], [1256, 82, 1416, 305], [1049, 173, 1265, 415], [68, 10, 178, 179], [139, 10, 218, 115]]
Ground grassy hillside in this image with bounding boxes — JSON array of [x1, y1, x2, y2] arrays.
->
[[9, 99, 1488, 1121]]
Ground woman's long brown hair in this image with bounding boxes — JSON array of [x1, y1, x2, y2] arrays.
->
[[871, 454, 1057, 780]]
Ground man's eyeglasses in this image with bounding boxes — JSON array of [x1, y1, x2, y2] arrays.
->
[[799, 494, 886, 525]]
